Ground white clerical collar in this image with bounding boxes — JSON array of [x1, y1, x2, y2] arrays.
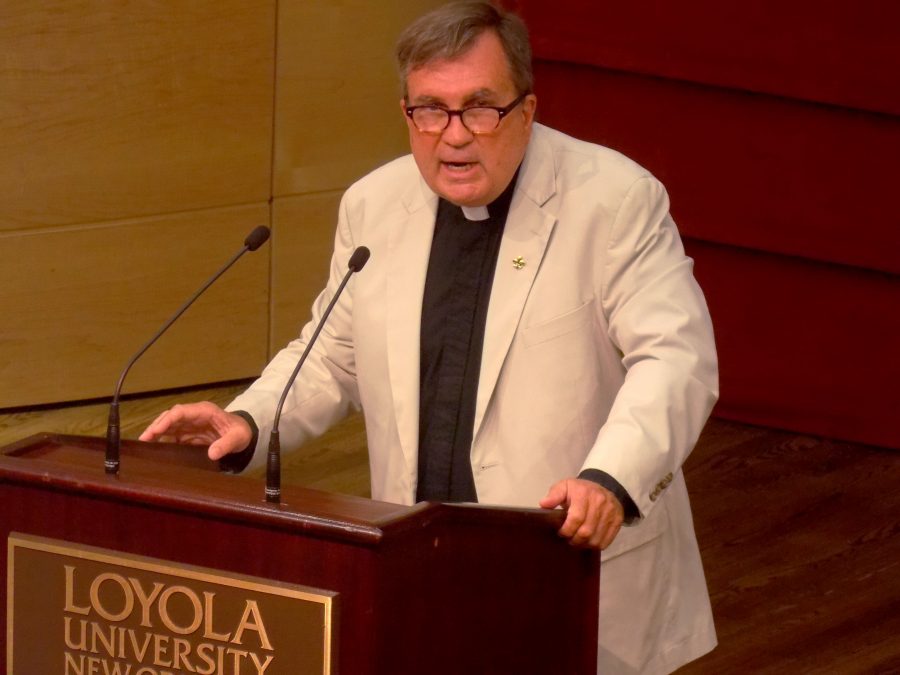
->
[[460, 205, 490, 221]]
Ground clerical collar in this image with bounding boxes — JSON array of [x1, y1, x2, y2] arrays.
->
[[461, 205, 489, 221], [452, 167, 521, 222]]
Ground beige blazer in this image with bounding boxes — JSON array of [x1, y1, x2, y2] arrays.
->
[[229, 123, 718, 674]]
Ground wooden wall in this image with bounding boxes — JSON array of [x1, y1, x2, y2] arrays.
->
[[0, 1, 441, 408], [270, 0, 444, 348]]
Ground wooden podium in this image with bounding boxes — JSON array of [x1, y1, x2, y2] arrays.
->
[[1, 434, 599, 674]]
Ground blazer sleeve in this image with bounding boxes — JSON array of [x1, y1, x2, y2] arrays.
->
[[582, 175, 718, 519]]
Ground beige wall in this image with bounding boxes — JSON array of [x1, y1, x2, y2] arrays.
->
[[0, 0, 442, 408]]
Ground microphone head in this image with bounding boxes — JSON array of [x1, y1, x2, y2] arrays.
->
[[348, 246, 370, 272], [244, 226, 271, 251]]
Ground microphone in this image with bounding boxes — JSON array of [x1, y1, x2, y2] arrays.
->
[[265, 245, 370, 503], [105, 226, 271, 475]]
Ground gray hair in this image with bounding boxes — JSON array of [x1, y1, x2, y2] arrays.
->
[[396, 1, 533, 99]]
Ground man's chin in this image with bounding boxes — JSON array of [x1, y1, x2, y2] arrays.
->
[[435, 183, 491, 208]]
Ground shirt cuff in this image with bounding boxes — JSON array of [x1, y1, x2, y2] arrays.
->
[[217, 410, 258, 474], [578, 468, 640, 524]]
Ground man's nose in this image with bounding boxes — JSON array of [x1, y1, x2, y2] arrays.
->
[[441, 113, 474, 146]]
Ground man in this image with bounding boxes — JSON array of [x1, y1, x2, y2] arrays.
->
[[141, 2, 718, 672]]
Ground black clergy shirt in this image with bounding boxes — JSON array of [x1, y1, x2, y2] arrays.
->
[[416, 177, 515, 502]]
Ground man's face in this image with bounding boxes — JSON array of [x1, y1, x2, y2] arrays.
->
[[402, 30, 536, 207]]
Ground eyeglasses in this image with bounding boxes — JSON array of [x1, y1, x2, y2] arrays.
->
[[405, 94, 528, 135]]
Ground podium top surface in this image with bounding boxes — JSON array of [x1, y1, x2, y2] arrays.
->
[[0, 433, 564, 547]]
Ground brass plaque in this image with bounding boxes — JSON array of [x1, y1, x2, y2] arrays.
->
[[7, 533, 336, 674]]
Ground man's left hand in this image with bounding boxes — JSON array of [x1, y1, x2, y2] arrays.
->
[[539, 478, 624, 550]]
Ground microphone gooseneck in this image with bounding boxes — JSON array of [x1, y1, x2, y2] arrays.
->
[[104, 226, 271, 475], [265, 246, 370, 503]]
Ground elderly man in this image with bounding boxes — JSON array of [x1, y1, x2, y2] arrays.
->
[[142, 2, 718, 672]]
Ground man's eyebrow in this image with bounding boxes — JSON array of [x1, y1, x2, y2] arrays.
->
[[409, 95, 445, 106], [462, 89, 499, 105], [408, 88, 500, 107]]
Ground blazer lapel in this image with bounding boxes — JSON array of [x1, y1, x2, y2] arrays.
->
[[474, 128, 558, 437], [386, 177, 438, 471]]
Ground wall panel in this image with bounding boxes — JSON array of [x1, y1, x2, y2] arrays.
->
[[532, 62, 900, 275], [270, 192, 343, 351], [273, 0, 445, 197], [0, 0, 276, 408], [0, 205, 270, 407], [0, 1, 275, 230], [687, 238, 900, 449], [507, 0, 900, 115]]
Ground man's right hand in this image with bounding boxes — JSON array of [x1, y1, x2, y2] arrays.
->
[[139, 401, 252, 461]]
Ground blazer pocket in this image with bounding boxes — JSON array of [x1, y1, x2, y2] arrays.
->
[[521, 298, 595, 348]]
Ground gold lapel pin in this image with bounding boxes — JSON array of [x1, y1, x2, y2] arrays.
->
[[512, 256, 526, 270]]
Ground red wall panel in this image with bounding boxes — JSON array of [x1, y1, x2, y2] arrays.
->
[[687, 238, 900, 449], [506, 0, 900, 115], [502, 1, 900, 448], [533, 62, 900, 275]]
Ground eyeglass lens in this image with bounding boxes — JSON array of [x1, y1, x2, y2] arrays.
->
[[412, 107, 500, 133]]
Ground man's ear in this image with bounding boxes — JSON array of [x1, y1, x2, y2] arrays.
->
[[521, 93, 538, 127], [400, 98, 416, 131]]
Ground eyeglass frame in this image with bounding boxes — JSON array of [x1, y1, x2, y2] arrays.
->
[[404, 93, 529, 135]]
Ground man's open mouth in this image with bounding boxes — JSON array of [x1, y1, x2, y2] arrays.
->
[[443, 161, 475, 171]]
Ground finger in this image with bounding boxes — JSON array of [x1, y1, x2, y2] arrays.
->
[[176, 432, 217, 446], [207, 440, 234, 461], [139, 409, 173, 441], [596, 519, 623, 550], [580, 494, 623, 549], [558, 496, 588, 539], [140, 403, 214, 442], [208, 426, 249, 461], [147, 405, 197, 436], [539, 480, 568, 509], [570, 497, 602, 547], [208, 418, 253, 460]]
